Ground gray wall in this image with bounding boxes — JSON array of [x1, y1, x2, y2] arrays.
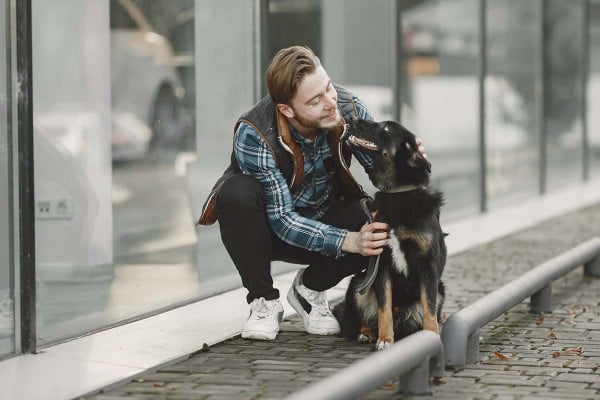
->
[[322, 0, 393, 86]]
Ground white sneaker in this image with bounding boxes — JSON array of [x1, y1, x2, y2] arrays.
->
[[287, 269, 340, 335], [241, 297, 284, 340]]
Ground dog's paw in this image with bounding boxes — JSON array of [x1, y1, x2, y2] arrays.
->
[[376, 338, 393, 350], [357, 333, 375, 343]]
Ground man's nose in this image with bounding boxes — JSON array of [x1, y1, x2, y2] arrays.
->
[[324, 93, 336, 109]]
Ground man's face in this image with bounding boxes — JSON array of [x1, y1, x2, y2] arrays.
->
[[279, 65, 342, 135]]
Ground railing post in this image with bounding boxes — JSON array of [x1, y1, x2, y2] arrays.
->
[[430, 348, 445, 378], [584, 255, 600, 278], [530, 283, 553, 313], [397, 358, 431, 395], [466, 328, 480, 364]]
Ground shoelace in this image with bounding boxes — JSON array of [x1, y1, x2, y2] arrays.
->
[[250, 298, 276, 320], [306, 290, 333, 317]]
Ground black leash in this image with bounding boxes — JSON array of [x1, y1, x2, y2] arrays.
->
[[357, 198, 380, 295]]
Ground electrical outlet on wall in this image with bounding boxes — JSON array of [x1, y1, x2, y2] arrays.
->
[[35, 197, 74, 220]]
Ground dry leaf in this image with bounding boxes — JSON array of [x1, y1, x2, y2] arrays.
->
[[153, 383, 165, 388], [547, 332, 557, 340], [493, 351, 510, 360], [382, 382, 395, 389], [565, 306, 586, 317], [563, 346, 583, 356], [552, 352, 561, 358], [537, 316, 545, 324]]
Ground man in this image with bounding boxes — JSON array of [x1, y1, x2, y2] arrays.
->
[[198, 46, 423, 340]]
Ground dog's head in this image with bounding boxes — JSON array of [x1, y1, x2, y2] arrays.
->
[[346, 118, 431, 191]]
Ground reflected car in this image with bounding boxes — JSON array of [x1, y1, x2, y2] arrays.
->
[[110, 0, 188, 160]]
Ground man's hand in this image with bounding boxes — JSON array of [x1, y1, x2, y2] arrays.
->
[[416, 137, 427, 159], [342, 222, 389, 256]]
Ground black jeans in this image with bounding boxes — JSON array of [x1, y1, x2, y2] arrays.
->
[[216, 174, 369, 303]]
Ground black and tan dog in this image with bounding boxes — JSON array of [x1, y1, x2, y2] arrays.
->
[[334, 117, 447, 350]]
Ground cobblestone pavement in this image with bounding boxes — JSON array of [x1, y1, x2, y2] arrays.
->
[[86, 204, 600, 400]]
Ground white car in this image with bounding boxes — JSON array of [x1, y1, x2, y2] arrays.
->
[[110, 0, 188, 160]]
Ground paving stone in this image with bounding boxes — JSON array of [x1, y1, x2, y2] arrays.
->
[[478, 375, 546, 387], [544, 389, 600, 399], [554, 372, 600, 383]]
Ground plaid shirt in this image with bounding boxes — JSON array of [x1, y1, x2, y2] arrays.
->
[[234, 96, 374, 258]]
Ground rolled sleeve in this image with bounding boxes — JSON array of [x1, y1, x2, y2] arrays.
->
[[322, 226, 349, 259]]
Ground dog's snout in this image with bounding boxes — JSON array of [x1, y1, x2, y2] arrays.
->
[[347, 116, 359, 130], [425, 158, 432, 173]]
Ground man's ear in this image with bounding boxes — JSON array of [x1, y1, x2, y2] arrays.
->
[[277, 103, 294, 119]]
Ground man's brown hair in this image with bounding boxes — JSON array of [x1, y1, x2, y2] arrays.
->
[[266, 46, 321, 105]]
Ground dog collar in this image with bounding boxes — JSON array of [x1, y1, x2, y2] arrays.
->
[[384, 185, 421, 193]]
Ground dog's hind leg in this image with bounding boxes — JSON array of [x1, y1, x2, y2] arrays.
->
[[357, 325, 376, 343]]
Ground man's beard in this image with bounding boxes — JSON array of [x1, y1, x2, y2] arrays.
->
[[293, 108, 342, 131]]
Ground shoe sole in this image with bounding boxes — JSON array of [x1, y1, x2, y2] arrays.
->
[[241, 330, 277, 341], [241, 310, 284, 341], [286, 284, 339, 335]]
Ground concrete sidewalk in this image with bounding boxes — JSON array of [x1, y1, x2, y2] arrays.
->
[[84, 203, 600, 400]]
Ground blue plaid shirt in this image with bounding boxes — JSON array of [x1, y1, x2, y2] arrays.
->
[[234, 96, 374, 258]]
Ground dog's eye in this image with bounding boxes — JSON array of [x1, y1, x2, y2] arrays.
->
[[405, 142, 411, 150], [383, 126, 389, 132]]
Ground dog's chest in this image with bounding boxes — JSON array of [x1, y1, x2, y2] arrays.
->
[[387, 232, 408, 276]]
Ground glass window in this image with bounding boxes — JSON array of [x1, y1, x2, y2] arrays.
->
[[545, 0, 585, 190], [321, 0, 395, 193], [0, 0, 15, 358], [32, 0, 255, 345], [589, 0, 600, 176], [321, 0, 395, 121], [268, 0, 321, 61], [485, 1, 539, 208], [401, 0, 480, 219]]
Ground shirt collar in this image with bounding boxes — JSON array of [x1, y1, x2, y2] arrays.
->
[[289, 124, 330, 147]]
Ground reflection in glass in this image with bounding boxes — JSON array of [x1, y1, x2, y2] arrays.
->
[[545, 0, 584, 190], [0, 0, 15, 358], [321, 0, 394, 193], [32, 0, 202, 345], [401, 0, 480, 219], [485, 1, 539, 207], [589, 0, 600, 176]]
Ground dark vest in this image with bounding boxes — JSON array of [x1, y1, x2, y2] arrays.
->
[[197, 83, 366, 225]]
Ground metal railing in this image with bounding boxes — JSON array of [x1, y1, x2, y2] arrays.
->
[[285, 237, 600, 398], [442, 237, 600, 367], [285, 330, 444, 399]]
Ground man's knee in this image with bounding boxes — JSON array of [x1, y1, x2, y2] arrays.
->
[[216, 174, 264, 217]]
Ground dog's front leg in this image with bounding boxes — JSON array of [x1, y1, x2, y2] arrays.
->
[[375, 275, 394, 350], [420, 273, 440, 334]]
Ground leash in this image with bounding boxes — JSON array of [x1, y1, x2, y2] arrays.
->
[[357, 198, 381, 295]]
